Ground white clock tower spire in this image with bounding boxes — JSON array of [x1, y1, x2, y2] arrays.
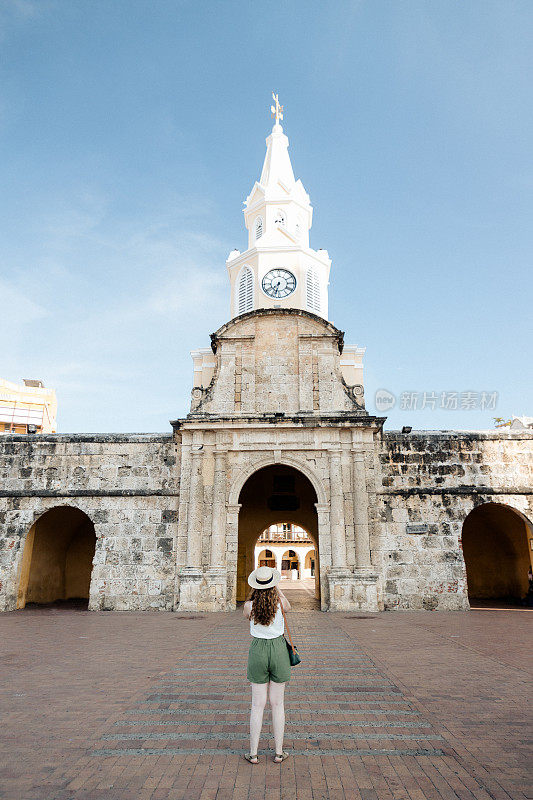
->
[[226, 95, 331, 320]]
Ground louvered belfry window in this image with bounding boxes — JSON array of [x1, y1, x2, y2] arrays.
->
[[238, 267, 254, 315], [306, 268, 321, 314], [255, 216, 263, 239]]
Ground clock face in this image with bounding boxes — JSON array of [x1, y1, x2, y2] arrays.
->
[[261, 269, 297, 299]]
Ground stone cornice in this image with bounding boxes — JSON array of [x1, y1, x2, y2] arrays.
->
[[210, 308, 345, 354], [172, 413, 386, 431]]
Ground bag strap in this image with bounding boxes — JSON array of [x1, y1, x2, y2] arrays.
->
[[280, 601, 296, 651]]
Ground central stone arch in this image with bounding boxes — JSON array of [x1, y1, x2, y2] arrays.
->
[[228, 454, 328, 507], [230, 457, 329, 610]]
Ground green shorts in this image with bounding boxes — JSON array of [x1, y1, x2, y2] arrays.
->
[[247, 635, 291, 684]]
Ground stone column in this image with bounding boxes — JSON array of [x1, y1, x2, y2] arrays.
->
[[352, 454, 372, 568], [186, 450, 204, 567], [177, 448, 204, 611], [210, 450, 227, 567], [205, 449, 228, 610], [350, 448, 379, 613], [226, 503, 241, 609], [314, 502, 330, 610], [327, 449, 354, 611], [329, 448, 347, 569]]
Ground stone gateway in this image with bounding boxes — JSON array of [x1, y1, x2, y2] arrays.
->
[[1, 106, 532, 614]]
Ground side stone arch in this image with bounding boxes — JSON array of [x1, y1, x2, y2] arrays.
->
[[15, 503, 98, 610], [460, 498, 533, 603], [2, 498, 104, 612]]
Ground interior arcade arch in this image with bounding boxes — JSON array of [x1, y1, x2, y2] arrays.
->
[[236, 464, 320, 606], [257, 549, 276, 569], [462, 502, 533, 604], [17, 506, 96, 609], [281, 549, 300, 576]]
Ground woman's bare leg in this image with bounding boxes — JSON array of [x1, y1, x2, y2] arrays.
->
[[250, 682, 268, 757], [269, 681, 286, 756]]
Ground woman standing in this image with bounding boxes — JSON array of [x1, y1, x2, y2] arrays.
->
[[243, 565, 291, 764]]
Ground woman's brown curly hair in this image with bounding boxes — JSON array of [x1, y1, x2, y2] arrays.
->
[[248, 586, 279, 626]]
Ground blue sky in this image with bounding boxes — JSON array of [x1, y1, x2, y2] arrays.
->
[[1, 0, 531, 432]]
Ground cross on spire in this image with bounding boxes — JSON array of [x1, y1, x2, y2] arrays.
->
[[270, 92, 283, 126]]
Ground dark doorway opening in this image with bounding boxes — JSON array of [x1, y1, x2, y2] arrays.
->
[[17, 506, 96, 610], [462, 502, 532, 606]]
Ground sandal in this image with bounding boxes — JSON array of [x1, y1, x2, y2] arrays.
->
[[273, 751, 289, 763], [244, 753, 259, 764]]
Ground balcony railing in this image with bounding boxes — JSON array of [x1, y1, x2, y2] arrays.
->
[[258, 526, 313, 543]]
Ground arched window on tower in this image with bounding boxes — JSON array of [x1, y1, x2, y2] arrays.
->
[[237, 266, 254, 315], [274, 209, 286, 227], [306, 268, 321, 314], [255, 216, 263, 240]]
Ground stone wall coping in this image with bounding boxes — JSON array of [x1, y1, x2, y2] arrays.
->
[[0, 433, 173, 444], [2, 429, 528, 445], [384, 429, 533, 440], [0, 489, 179, 497], [380, 486, 533, 496]]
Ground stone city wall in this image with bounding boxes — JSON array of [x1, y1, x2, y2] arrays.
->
[[0, 434, 178, 612], [377, 431, 533, 610], [1, 427, 532, 614]]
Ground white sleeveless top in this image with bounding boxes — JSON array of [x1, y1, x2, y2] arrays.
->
[[250, 602, 285, 639]]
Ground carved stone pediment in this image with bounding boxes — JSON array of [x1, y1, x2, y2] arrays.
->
[[192, 309, 365, 416]]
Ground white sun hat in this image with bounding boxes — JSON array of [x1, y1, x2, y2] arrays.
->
[[247, 565, 281, 590]]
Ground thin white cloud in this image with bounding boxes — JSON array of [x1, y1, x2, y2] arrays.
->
[[0, 188, 232, 429], [41, 193, 108, 246], [0, 279, 48, 330], [1, 0, 40, 19], [0, 0, 46, 41]]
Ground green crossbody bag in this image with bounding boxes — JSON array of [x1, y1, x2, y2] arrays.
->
[[280, 603, 301, 666]]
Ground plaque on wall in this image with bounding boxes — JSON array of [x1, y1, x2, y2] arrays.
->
[[406, 523, 429, 534]]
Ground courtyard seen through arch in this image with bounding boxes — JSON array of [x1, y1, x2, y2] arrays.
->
[[17, 506, 96, 610], [254, 522, 318, 608]]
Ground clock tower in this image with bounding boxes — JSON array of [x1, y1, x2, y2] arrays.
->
[[227, 94, 331, 320]]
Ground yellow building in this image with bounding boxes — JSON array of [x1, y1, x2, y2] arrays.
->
[[0, 379, 57, 434]]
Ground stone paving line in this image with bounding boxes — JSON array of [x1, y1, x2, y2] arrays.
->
[[123, 707, 421, 715], [116, 718, 431, 727], [0, 608, 531, 800]]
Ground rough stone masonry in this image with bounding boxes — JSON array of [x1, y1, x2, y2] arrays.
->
[[1, 309, 532, 614]]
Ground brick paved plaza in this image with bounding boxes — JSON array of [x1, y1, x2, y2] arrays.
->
[[1, 583, 531, 800]]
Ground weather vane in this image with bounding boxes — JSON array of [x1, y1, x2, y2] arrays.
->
[[271, 92, 283, 125]]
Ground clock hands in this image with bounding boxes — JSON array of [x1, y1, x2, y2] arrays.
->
[[262, 269, 296, 298]]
